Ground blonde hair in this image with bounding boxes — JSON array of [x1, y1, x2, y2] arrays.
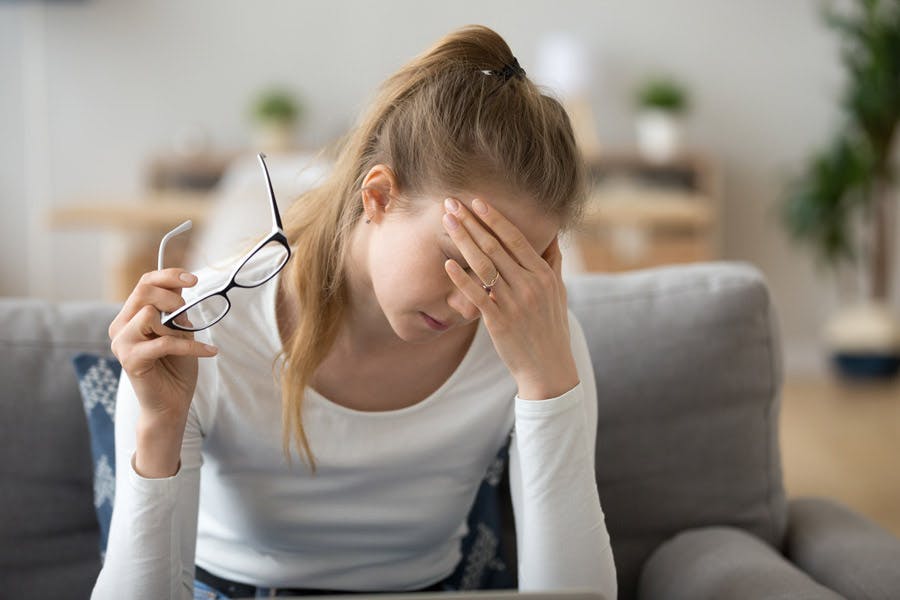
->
[[277, 24, 588, 472]]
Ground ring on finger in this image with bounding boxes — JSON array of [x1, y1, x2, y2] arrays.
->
[[481, 269, 501, 293]]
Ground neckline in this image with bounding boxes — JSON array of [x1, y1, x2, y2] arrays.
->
[[268, 269, 485, 418]]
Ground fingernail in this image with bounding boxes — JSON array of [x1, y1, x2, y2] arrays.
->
[[180, 272, 196, 283], [204, 344, 218, 354], [472, 199, 488, 215], [443, 213, 459, 230], [444, 197, 459, 213]]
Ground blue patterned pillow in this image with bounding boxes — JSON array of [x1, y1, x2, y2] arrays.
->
[[70, 353, 516, 588], [441, 435, 516, 590], [73, 353, 121, 564]]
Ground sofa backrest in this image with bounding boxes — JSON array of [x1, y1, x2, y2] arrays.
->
[[0, 299, 119, 599], [561, 261, 787, 599], [0, 260, 787, 600]]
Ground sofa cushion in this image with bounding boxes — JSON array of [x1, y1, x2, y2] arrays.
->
[[0, 299, 120, 598], [563, 262, 787, 599], [638, 526, 843, 599]]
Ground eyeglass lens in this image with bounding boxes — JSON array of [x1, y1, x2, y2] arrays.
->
[[170, 295, 230, 330], [234, 241, 290, 286]]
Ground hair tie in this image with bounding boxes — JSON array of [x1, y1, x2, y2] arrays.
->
[[483, 56, 526, 81]]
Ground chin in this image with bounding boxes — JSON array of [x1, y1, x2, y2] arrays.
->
[[385, 314, 432, 344]]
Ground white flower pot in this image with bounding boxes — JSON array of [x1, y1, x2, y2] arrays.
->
[[253, 122, 296, 154], [635, 109, 684, 163], [823, 301, 900, 379]]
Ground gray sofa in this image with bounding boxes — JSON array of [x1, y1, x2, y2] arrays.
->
[[2, 261, 899, 599]]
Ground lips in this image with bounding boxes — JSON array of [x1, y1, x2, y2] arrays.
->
[[426, 314, 446, 327], [421, 312, 450, 330]]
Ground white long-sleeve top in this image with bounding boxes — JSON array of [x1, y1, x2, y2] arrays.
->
[[91, 253, 616, 600]]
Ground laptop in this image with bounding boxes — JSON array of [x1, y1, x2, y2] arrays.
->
[[243, 592, 606, 600]]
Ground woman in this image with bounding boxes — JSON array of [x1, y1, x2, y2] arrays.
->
[[94, 24, 616, 600]]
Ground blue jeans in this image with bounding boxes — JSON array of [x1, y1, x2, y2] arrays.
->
[[193, 579, 313, 599], [192, 577, 451, 598], [193, 578, 230, 599]]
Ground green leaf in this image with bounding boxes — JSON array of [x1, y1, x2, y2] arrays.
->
[[635, 77, 689, 112], [780, 0, 899, 273]]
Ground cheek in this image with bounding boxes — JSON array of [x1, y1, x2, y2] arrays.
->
[[368, 236, 447, 300]]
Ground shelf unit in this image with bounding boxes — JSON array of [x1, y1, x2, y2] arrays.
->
[[573, 149, 722, 273]]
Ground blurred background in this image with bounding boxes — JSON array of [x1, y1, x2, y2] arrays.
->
[[2, 0, 898, 535]]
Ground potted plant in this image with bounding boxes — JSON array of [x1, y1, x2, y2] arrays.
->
[[250, 87, 303, 154], [634, 76, 690, 163], [780, 0, 900, 379]]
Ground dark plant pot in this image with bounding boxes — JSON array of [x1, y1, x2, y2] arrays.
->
[[831, 352, 900, 380], [824, 302, 900, 381]]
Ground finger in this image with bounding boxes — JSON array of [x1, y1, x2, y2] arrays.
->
[[543, 235, 563, 279], [130, 335, 218, 366], [444, 258, 502, 317], [113, 308, 193, 368], [126, 305, 190, 343], [171, 311, 195, 329], [140, 268, 197, 289], [110, 285, 189, 339], [442, 198, 519, 288], [468, 197, 547, 272], [541, 236, 567, 303], [122, 334, 217, 376], [111, 305, 200, 369], [109, 269, 197, 339]]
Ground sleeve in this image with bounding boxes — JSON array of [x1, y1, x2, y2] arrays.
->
[[90, 351, 217, 600], [508, 309, 617, 598]]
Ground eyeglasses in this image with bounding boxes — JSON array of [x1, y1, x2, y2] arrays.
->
[[159, 152, 292, 332]]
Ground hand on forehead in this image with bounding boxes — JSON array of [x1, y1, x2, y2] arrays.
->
[[439, 189, 559, 256]]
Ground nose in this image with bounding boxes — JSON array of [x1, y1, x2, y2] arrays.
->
[[446, 286, 480, 322]]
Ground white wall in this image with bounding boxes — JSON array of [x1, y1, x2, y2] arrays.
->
[[2, 0, 898, 374], [1, 8, 28, 297]]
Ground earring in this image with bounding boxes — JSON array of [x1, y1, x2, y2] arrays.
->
[[365, 218, 371, 224]]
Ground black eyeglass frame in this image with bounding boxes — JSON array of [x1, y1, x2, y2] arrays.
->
[[159, 152, 292, 332]]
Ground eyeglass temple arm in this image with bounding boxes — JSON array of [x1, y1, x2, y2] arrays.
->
[[257, 153, 284, 231], [157, 219, 193, 323], [158, 220, 193, 271]]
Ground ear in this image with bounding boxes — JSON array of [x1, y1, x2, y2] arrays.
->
[[361, 164, 400, 224]]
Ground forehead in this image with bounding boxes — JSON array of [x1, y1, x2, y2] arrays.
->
[[431, 187, 559, 255]]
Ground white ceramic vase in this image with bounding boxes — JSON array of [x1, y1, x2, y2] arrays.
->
[[636, 109, 684, 163], [253, 122, 296, 154], [823, 301, 900, 379]]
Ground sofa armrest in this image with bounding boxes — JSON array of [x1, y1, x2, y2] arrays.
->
[[637, 526, 842, 600], [786, 497, 900, 599]]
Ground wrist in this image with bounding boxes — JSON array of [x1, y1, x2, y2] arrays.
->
[[515, 364, 580, 401], [135, 414, 185, 478], [137, 410, 185, 439]]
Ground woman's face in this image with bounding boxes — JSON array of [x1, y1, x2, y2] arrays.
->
[[350, 173, 560, 347]]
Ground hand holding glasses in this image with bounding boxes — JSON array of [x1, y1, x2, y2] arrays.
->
[[159, 153, 292, 332]]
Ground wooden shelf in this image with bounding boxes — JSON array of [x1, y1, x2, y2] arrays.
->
[[46, 192, 212, 231], [46, 192, 215, 300], [574, 148, 721, 272], [582, 192, 713, 229]]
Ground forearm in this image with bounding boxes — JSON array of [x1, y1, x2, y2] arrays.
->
[[512, 384, 616, 596], [92, 457, 196, 600], [93, 373, 200, 600]]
